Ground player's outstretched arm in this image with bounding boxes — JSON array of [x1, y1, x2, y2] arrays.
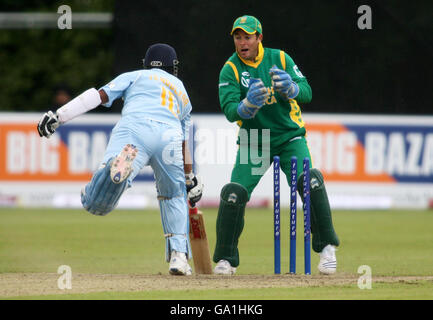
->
[[37, 88, 106, 138], [37, 110, 60, 138]]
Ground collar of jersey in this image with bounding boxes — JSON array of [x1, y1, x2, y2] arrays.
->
[[237, 43, 264, 68]]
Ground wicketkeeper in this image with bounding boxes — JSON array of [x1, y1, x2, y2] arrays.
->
[[213, 16, 340, 275], [37, 43, 204, 276]]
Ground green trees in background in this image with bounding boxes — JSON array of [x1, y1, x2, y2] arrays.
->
[[1, 1, 432, 114], [0, 0, 114, 111]]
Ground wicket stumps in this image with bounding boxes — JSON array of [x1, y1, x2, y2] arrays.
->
[[273, 156, 311, 275], [273, 156, 281, 274], [302, 158, 312, 275], [289, 157, 297, 274]]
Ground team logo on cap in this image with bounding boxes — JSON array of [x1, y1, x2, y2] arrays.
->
[[240, 17, 247, 23]]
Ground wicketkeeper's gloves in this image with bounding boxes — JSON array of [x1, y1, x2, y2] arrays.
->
[[237, 78, 270, 119], [37, 110, 60, 138], [269, 65, 299, 100], [186, 173, 204, 205]]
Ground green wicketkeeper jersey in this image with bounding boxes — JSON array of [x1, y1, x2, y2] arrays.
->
[[218, 43, 312, 147]]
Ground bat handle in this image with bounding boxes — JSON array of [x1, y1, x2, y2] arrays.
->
[[188, 199, 196, 208], [188, 200, 198, 214]]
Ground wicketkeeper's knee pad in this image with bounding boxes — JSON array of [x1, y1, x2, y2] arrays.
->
[[297, 168, 325, 192], [81, 161, 129, 216], [213, 182, 249, 267], [297, 168, 340, 252]]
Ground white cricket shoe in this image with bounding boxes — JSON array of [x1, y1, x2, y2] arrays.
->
[[318, 244, 337, 274], [169, 251, 192, 276], [214, 259, 237, 275], [110, 144, 138, 184]]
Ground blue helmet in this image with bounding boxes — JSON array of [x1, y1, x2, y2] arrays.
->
[[142, 43, 179, 77]]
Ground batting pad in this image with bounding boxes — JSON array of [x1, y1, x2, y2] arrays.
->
[[159, 196, 191, 261], [81, 160, 129, 216]]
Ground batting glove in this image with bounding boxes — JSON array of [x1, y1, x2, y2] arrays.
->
[[237, 78, 270, 119], [37, 110, 60, 138], [186, 173, 204, 205], [269, 65, 299, 100]]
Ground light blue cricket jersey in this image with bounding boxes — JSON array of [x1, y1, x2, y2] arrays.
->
[[100, 68, 192, 139]]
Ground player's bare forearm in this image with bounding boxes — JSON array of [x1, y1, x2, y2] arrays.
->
[[98, 89, 109, 104], [182, 140, 193, 174]]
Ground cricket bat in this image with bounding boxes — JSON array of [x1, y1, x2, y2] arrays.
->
[[188, 201, 213, 274]]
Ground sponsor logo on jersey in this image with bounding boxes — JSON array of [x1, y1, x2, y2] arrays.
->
[[241, 71, 250, 88]]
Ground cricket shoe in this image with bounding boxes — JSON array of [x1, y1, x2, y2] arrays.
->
[[169, 251, 192, 276], [110, 144, 138, 184], [318, 244, 337, 275], [214, 259, 236, 275]]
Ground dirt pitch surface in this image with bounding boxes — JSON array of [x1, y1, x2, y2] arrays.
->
[[1, 273, 433, 298]]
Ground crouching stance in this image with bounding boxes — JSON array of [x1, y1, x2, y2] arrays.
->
[[37, 43, 203, 276], [213, 15, 339, 275]]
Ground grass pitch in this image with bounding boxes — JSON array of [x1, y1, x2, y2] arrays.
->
[[0, 207, 432, 299]]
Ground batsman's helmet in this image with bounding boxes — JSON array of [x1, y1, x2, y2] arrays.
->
[[143, 43, 179, 77]]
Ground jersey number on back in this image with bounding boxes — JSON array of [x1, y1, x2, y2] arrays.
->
[[161, 86, 180, 118]]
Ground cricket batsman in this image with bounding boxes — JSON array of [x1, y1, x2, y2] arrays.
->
[[213, 16, 340, 275], [37, 43, 203, 276]]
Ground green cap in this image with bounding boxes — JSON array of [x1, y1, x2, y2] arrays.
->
[[231, 15, 262, 35]]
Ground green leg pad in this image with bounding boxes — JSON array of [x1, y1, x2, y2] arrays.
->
[[213, 182, 249, 267], [297, 168, 340, 253]]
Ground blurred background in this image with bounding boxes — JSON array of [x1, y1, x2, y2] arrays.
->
[[0, 0, 432, 210], [1, 0, 432, 114]]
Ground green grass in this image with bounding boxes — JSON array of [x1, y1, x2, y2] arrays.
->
[[0, 208, 167, 274], [1, 207, 433, 299]]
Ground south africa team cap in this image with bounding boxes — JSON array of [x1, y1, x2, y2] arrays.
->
[[231, 15, 262, 35]]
